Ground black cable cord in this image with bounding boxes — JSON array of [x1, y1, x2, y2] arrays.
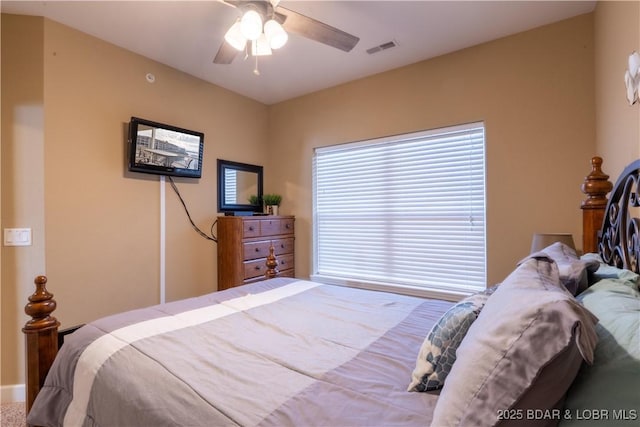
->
[[167, 176, 217, 243]]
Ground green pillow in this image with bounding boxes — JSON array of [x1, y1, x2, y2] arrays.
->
[[580, 253, 640, 285], [560, 277, 640, 426]]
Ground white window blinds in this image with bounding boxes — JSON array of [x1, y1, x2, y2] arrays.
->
[[312, 122, 486, 298]]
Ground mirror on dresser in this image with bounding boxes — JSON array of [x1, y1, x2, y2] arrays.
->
[[217, 159, 263, 213]]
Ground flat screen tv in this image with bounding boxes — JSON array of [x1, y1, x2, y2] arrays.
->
[[128, 117, 204, 178]]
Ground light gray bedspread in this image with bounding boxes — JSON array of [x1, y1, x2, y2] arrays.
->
[[27, 278, 452, 427]]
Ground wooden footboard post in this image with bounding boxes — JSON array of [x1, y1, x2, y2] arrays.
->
[[22, 276, 60, 413], [265, 245, 279, 279], [581, 157, 613, 254]]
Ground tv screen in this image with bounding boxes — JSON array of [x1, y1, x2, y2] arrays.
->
[[128, 117, 204, 178]]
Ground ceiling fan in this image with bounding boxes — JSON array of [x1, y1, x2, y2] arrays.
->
[[214, 0, 360, 65]]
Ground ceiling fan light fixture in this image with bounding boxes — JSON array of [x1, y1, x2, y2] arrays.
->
[[252, 34, 272, 56], [264, 19, 288, 49], [240, 10, 263, 41], [224, 20, 247, 51]]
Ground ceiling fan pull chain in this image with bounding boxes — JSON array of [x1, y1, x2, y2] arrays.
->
[[253, 55, 260, 76]]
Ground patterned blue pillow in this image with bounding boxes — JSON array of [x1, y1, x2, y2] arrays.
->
[[408, 289, 494, 392]]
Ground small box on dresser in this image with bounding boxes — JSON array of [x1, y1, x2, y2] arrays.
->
[[217, 215, 295, 290]]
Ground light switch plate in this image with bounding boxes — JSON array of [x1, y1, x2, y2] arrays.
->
[[4, 228, 32, 246]]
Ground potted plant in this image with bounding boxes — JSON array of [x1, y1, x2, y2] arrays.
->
[[248, 195, 260, 206], [262, 193, 282, 215]]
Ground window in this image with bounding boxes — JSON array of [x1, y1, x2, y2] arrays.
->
[[312, 122, 486, 299]]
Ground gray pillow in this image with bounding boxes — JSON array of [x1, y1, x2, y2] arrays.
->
[[431, 258, 599, 427], [407, 288, 495, 392], [525, 242, 599, 295]]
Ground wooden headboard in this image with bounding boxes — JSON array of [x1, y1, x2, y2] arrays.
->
[[580, 156, 613, 254], [581, 156, 640, 273]]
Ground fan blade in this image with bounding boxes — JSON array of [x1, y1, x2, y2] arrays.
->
[[277, 6, 359, 52], [222, 0, 259, 10], [214, 42, 241, 64], [219, 0, 242, 8]]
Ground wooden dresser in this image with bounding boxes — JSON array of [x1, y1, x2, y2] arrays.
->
[[217, 215, 295, 290]]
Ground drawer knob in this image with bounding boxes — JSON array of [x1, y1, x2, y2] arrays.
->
[[254, 266, 262, 271], [248, 226, 254, 231], [255, 248, 260, 252], [280, 244, 285, 248]]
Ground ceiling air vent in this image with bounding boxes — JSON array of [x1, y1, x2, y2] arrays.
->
[[366, 40, 398, 55]]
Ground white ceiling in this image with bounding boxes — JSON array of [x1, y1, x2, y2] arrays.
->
[[2, 0, 596, 105]]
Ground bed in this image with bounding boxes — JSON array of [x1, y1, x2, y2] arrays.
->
[[23, 156, 639, 427]]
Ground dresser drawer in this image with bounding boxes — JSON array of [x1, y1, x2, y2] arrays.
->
[[243, 237, 293, 261], [272, 238, 294, 256], [281, 218, 294, 234], [276, 253, 294, 271], [243, 241, 271, 261], [278, 269, 295, 278], [243, 220, 261, 238], [244, 267, 294, 285], [243, 253, 294, 279], [243, 258, 268, 280], [259, 219, 281, 236]]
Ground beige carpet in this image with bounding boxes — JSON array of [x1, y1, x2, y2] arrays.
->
[[1, 402, 26, 427]]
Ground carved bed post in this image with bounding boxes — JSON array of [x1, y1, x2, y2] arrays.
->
[[23, 275, 60, 413], [581, 157, 613, 254], [265, 245, 279, 279]]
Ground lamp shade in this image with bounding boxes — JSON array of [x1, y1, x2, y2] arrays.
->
[[530, 233, 576, 254], [240, 10, 263, 41], [264, 19, 288, 49], [224, 21, 246, 51]]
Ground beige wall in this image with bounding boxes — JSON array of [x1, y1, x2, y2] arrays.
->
[[594, 1, 640, 177], [1, 14, 47, 397], [1, 15, 268, 387], [268, 14, 596, 287]]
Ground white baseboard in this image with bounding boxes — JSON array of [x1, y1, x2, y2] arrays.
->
[[1, 384, 25, 403]]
